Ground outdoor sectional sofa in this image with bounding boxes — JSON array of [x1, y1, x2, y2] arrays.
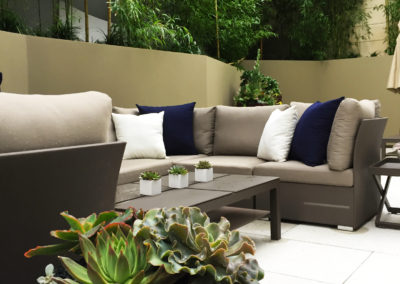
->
[[0, 91, 387, 283], [111, 103, 387, 231]]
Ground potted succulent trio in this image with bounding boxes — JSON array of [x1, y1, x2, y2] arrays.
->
[[140, 161, 214, 194], [139, 171, 161, 196], [168, 165, 189, 188], [195, 160, 213, 182]]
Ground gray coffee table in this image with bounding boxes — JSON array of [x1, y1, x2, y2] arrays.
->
[[115, 173, 281, 240]]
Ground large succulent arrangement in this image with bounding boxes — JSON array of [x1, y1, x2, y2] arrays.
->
[[27, 207, 264, 284]]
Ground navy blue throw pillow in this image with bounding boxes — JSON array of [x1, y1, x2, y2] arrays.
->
[[137, 102, 197, 155], [289, 97, 344, 166]]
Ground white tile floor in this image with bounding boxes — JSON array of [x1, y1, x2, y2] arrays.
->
[[237, 177, 400, 284]]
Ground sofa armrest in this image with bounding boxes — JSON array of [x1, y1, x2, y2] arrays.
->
[[353, 118, 387, 172], [352, 118, 387, 228], [0, 141, 125, 283]]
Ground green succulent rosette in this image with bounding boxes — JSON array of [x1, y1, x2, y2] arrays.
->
[[133, 207, 264, 284]]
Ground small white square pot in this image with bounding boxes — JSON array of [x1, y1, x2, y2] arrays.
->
[[140, 179, 162, 196], [168, 173, 189, 188], [195, 168, 213, 182]]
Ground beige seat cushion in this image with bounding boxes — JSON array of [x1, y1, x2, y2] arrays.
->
[[290, 101, 313, 118], [253, 160, 353, 187], [177, 155, 266, 175], [213, 105, 289, 156], [193, 107, 216, 155], [167, 154, 207, 164], [0, 91, 112, 153], [327, 98, 377, 171], [118, 158, 172, 185], [110, 106, 215, 155]]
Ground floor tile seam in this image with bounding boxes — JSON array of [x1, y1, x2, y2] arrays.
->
[[342, 251, 374, 284], [280, 223, 301, 236], [264, 270, 331, 284], [281, 237, 375, 253]]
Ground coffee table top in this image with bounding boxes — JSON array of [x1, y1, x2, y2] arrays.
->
[[115, 173, 279, 211]]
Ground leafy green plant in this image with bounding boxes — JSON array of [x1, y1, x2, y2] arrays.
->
[[234, 49, 282, 106], [105, 0, 200, 54], [263, 0, 370, 60], [156, 0, 274, 62], [0, 1, 29, 34], [134, 206, 264, 283], [376, 0, 400, 55], [195, 160, 212, 169], [24, 209, 138, 258], [140, 171, 161, 180], [168, 165, 188, 175], [47, 18, 80, 40]]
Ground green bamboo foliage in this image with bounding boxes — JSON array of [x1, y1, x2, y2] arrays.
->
[[377, 0, 400, 55], [106, 0, 200, 54], [263, 0, 370, 60]]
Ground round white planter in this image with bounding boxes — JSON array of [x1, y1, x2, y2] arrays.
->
[[140, 179, 162, 196], [195, 168, 213, 182], [168, 173, 189, 188]]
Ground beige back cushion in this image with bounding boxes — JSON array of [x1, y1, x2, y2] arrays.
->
[[327, 98, 377, 171], [111, 106, 216, 155], [0, 91, 112, 153], [193, 107, 216, 155], [290, 101, 313, 118], [214, 105, 289, 156]]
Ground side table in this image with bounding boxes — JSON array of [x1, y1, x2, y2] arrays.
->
[[370, 158, 400, 229], [381, 135, 400, 158]]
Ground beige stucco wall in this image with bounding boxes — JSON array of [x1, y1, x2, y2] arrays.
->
[[0, 32, 29, 93], [241, 60, 322, 105], [244, 56, 400, 136], [206, 57, 241, 106], [0, 31, 241, 107]]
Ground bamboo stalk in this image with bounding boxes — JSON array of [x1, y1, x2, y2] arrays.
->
[[215, 0, 220, 59], [84, 0, 89, 42], [260, 39, 263, 60], [37, 0, 42, 32], [52, 0, 59, 25], [107, 0, 112, 36]]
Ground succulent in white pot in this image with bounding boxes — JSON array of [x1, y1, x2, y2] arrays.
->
[[168, 166, 189, 188], [139, 171, 162, 196], [195, 160, 213, 182]]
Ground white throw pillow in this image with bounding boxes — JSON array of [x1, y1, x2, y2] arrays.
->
[[257, 106, 298, 162], [112, 112, 166, 159]]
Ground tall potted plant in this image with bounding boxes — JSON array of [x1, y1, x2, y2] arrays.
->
[[234, 49, 282, 106]]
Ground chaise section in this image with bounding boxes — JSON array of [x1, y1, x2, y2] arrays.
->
[[177, 155, 265, 175], [118, 159, 172, 184], [253, 161, 353, 187]]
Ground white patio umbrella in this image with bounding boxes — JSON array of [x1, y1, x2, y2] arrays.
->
[[387, 21, 400, 93]]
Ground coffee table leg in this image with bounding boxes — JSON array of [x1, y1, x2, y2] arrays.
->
[[270, 187, 281, 240]]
